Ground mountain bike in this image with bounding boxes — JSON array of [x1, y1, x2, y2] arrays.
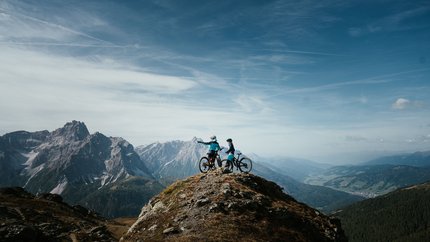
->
[[199, 150, 222, 173], [221, 152, 252, 173]]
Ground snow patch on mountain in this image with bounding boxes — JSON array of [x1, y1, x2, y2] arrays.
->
[[23, 164, 45, 188], [22, 150, 39, 167], [51, 176, 68, 195]]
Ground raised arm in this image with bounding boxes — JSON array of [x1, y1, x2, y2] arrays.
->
[[198, 140, 211, 145]]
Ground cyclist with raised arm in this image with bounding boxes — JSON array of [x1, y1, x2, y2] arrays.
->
[[197, 135, 221, 166]]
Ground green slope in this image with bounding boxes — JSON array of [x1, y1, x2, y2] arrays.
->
[[335, 182, 430, 242]]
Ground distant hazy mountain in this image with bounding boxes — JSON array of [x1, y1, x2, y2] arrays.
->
[[336, 182, 430, 242], [254, 155, 329, 182], [251, 161, 363, 212], [305, 164, 430, 197], [0, 121, 163, 217], [136, 139, 363, 212], [135, 138, 208, 185], [362, 151, 430, 167]]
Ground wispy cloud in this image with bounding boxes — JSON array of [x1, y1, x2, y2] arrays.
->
[[234, 94, 274, 114], [348, 5, 430, 37], [0, 47, 196, 94], [0, 45, 278, 153], [260, 48, 345, 57], [0, 42, 127, 48], [247, 54, 315, 65], [0, 1, 115, 46], [345, 135, 368, 142], [269, 68, 430, 97]]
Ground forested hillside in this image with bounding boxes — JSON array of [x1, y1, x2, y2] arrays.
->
[[336, 182, 430, 242]]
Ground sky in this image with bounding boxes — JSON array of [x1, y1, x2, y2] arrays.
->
[[1, 0, 429, 163]]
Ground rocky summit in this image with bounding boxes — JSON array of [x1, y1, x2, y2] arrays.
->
[[0, 187, 116, 241], [122, 170, 347, 242]]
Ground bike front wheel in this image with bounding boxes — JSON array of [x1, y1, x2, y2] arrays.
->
[[199, 157, 211, 173], [238, 158, 252, 173], [220, 159, 233, 170]]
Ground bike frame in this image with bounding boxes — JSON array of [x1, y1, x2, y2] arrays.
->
[[230, 152, 243, 170], [208, 151, 221, 166]]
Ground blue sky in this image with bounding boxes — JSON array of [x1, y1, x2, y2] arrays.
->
[[0, 0, 429, 163]]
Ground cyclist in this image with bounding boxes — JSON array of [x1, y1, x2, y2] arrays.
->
[[224, 138, 235, 171], [198, 135, 221, 166]]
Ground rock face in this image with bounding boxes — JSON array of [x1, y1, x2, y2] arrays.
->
[[0, 187, 115, 241], [0, 121, 163, 217], [122, 171, 347, 242]]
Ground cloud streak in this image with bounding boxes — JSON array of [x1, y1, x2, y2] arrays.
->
[[0, 47, 196, 94], [269, 68, 430, 97], [348, 5, 430, 37], [0, 4, 111, 44]]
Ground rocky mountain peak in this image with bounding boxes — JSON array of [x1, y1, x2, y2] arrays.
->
[[122, 171, 347, 242], [51, 120, 90, 141], [0, 121, 161, 218]]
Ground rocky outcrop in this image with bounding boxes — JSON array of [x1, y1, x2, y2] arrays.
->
[[0, 187, 115, 241], [122, 171, 347, 242]]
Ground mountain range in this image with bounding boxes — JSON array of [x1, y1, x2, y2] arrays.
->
[[2, 121, 429, 218], [255, 156, 329, 182], [305, 152, 430, 197], [362, 151, 430, 167], [0, 121, 163, 217], [0, 121, 363, 217]]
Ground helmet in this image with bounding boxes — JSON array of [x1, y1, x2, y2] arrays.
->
[[210, 135, 217, 141], [226, 138, 232, 142]]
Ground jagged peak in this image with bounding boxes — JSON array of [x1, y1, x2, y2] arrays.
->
[[122, 171, 347, 242], [52, 120, 90, 141]]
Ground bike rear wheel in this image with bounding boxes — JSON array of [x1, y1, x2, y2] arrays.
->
[[199, 157, 211, 173], [238, 158, 252, 173], [220, 159, 234, 170]]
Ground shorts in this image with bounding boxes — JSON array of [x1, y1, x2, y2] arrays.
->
[[207, 150, 216, 159]]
